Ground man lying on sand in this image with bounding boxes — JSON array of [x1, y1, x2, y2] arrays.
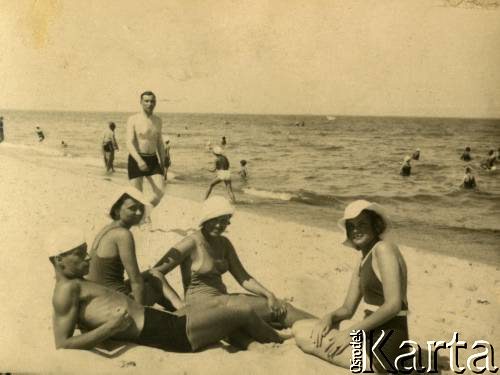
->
[[48, 227, 283, 352]]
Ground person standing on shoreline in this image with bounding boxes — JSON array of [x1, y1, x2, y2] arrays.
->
[[126, 91, 166, 207], [0, 116, 4, 143], [102, 122, 119, 173], [205, 146, 236, 203], [164, 138, 172, 181]]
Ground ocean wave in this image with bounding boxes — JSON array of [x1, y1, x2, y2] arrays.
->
[[243, 187, 293, 201]]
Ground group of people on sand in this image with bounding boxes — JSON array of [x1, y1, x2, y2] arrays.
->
[[46, 90, 447, 371], [48, 180, 416, 371], [400, 146, 498, 190]]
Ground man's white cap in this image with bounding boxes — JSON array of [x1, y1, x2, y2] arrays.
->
[[109, 186, 153, 222], [337, 200, 390, 248], [212, 146, 223, 155], [199, 196, 235, 227], [404, 155, 411, 162], [45, 225, 87, 258]]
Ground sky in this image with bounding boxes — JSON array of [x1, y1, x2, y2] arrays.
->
[[1, 0, 500, 117]]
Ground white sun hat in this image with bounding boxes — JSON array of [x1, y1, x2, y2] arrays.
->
[[199, 196, 235, 227], [212, 146, 223, 155], [45, 225, 87, 258], [108, 186, 153, 223], [337, 200, 391, 248]]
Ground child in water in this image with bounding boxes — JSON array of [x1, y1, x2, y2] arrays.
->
[[461, 167, 477, 190], [239, 160, 248, 180], [400, 156, 411, 176]]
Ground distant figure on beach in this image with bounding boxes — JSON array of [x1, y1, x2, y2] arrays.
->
[[126, 91, 166, 207], [164, 138, 171, 180], [102, 122, 119, 173], [61, 140, 68, 148], [411, 148, 420, 160], [47, 226, 283, 352], [221, 136, 227, 146], [480, 150, 496, 170], [35, 126, 45, 142], [239, 160, 248, 180], [152, 196, 315, 348], [461, 167, 477, 190], [87, 187, 182, 311], [400, 156, 411, 176], [0, 116, 4, 143], [460, 146, 472, 162], [292, 200, 410, 372], [205, 146, 236, 203]]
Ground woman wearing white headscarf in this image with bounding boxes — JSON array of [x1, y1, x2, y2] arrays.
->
[[292, 200, 409, 372], [152, 196, 315, 347], [87, 187, 183, 311]]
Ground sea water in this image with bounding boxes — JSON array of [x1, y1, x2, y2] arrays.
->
[[1, 110, 498, 264]]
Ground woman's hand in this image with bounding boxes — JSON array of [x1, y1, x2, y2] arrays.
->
[[310, 313, 334, 347], [324, 330, 351, 359], [267, 295, 287, 321]]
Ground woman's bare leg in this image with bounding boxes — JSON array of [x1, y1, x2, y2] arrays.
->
[[230, 294, 317, 328], [185, 298, 283, 351], [292, 319, 351, 368]]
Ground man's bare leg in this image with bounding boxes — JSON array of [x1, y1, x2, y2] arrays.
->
[[130, 176, 144, 191], [205, 178, 222, 200], [145, 174, 165, 207], [292, 319, 351, 368]]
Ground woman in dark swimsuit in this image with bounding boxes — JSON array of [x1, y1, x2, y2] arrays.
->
[[292, 200, 410, 372], [152, 196, 315, 347], [87, 187, 182, 311]]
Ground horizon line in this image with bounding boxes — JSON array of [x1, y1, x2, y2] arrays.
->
[[1, 108, 499, 121]]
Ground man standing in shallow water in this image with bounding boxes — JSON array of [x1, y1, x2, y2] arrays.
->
[[126, 91, 166, 207]]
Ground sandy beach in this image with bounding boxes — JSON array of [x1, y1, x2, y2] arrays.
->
[[0, 151, 498, 374]]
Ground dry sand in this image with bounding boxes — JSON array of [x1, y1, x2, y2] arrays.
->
[[0, 153, 498, 374]]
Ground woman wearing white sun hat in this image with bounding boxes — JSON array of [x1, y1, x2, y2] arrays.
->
[[152, 196, 316, 347], [292, 200, 410, 372]]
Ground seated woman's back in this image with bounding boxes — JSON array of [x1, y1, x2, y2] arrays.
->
[[87, 224, 129, 293]]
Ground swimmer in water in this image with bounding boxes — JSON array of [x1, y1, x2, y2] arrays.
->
[[460, 147, 472, 162], [461, 167, 477, 190], [400, 156, 411, 177], [221, 136, 227, 146], [411, 148, 420, 161], [480, 150, 496, 170], [36, 126, 45, 142]]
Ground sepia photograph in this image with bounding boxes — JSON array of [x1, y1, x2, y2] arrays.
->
[[0, 0, 499, 373]]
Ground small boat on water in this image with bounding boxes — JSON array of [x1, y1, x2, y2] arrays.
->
[[326, 116, 336, 121]]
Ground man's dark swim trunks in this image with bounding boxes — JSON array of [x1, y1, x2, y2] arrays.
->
[[128, 153, 163, 179], [134, 307, 192, 352], [103, 141, 114, 152]]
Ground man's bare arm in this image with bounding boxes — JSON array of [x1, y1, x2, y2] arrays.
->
[[52, 281, 131, 350], [156, 118, 166, 170], [126, 117, 146, 166]]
